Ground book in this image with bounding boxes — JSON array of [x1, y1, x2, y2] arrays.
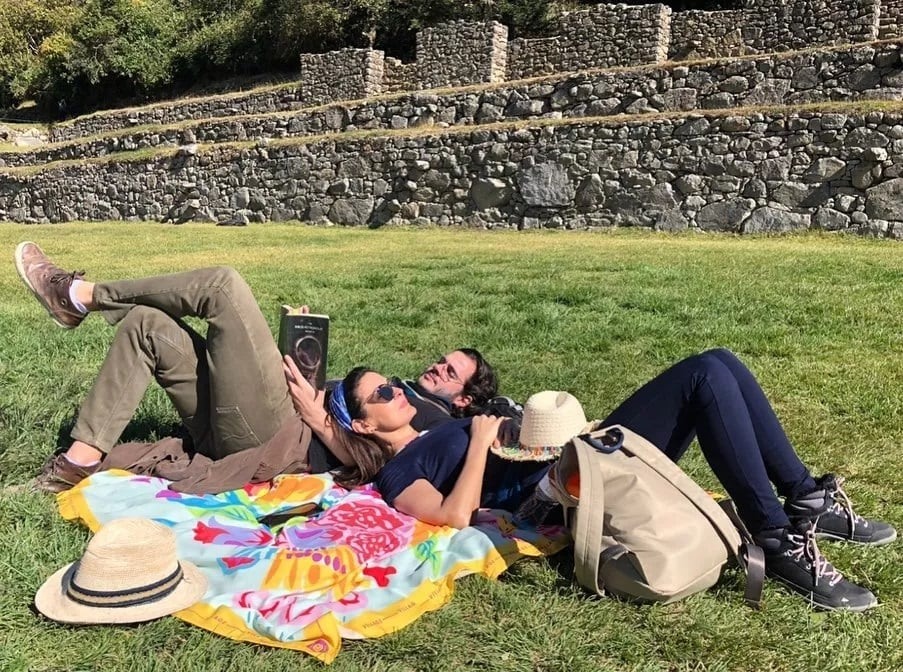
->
[[278, 305, 329, 390]]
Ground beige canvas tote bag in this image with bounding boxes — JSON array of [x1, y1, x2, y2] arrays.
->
[[550, 424, 764, 606]]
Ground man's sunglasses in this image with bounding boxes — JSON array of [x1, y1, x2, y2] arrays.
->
[[368, 382, 400, 403]]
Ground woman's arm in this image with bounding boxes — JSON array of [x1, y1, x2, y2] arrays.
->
[[283, 355, 354, 466], [393, 415, 504, 528]]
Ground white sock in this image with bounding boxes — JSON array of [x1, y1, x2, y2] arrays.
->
[[68, 280, 88, 314]]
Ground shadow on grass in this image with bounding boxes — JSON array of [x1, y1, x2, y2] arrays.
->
[[54, 413, 185, 449], [504, 543, 752, 606]]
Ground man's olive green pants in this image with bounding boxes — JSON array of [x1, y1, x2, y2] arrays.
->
[[71, 267, 294, 459]]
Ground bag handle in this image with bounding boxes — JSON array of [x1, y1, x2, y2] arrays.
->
[[570, 429, 615, 594], [717, 499, 766, 609]]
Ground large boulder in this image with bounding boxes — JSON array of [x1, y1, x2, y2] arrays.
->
[[741, 79, 791, 105], [771, 182, 814, 208], [231, 187, 250, 209], [803, 158, 846, 183], [865, 179, 903, 221], [758, 156, 792, 181], [742, 207, 810, 233], [338, 157, 368, 178], [328, 197, 374, 226], [517, 163, 574, 207], [696, 199, 754, 232], [470, 178, 512, 210], [812, 208, 850, 231], [574, 174, 605, 210], [654, 209, 689, 232]]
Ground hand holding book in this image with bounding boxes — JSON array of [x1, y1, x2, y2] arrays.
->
[[283, 354, 326, 423]]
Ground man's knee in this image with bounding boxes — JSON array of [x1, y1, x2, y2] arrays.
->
[[117, 305, 171, 336], [695, 349, 726, 369], [205, 266, 255, 307], [210, 266, 247, 292]]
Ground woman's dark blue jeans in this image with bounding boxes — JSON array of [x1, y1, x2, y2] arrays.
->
[[601, 348, 817, 533]]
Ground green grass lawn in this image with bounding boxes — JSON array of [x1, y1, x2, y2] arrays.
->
[[1, 223, 901, 671]]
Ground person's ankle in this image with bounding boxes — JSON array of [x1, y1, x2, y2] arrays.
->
[[65, 442, 102, 466], [71, 279, 96, 312]]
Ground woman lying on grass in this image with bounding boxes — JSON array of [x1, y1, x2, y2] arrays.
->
[[311, 351, 896, 612]]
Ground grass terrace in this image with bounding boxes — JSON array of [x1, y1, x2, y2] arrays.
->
[[1, 225, 901, 671]]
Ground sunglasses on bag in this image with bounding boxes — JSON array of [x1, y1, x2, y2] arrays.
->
[[368, 382, 400, 403]]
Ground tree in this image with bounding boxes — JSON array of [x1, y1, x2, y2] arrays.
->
[[0, 0, 82, 109], [33, 0, 183, 113]]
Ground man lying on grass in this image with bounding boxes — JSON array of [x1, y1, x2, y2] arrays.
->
[[14, 241, 507, 493]]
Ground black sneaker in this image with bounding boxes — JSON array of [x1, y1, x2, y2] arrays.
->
[[785, 474, 897, 546], [755, 524, 878, 611]]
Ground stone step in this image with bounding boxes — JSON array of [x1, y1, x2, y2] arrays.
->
[[4, 40, 903, 170]]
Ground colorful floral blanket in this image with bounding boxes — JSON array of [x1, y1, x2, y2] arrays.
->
[[58, 470, 569, 663]]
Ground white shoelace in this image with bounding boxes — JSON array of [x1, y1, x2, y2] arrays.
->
[[786, 524, 844, 587], [828, 476, 869, 533]]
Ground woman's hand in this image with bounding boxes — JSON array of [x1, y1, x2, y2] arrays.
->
[[283, 351, 355, 467], [469, 415, 505, 452], [283, 355, 323, 421]]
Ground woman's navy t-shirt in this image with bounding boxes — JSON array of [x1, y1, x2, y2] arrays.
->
[[375, 418, 549, 512]]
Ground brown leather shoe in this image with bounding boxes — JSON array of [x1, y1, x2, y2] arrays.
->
[[15, 241, 87, 329], [34, 452, 100, 493]]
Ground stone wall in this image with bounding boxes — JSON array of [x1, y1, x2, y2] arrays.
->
[[48, 86, 311, 144], [46, 1, 891, 144], [10, 43, 902, 169], [669, 10, 755, 60], [507, 3, 672, 79], [741, 0, 880, 53], [671, 0, 879, 59], [879, 0, 903, 38], [383, 57, 418, 94], [298, 48, 384, 105], [4, 110, 903, 238], [416, 21, 508, 89], [48, 22, 511, 142]]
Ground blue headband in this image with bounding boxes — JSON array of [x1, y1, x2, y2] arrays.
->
[[328, 380, 355, 433]]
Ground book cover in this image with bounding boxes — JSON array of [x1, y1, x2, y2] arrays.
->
[[278, 305, 329, 390]]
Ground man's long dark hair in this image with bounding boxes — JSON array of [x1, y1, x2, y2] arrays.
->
[[453, 347, 498, 418]]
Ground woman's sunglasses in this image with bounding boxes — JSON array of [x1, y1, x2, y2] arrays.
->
[[368, 382, 400, 403]]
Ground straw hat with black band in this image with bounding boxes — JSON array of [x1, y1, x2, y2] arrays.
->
[[491, 390, 594, 462], [35, 517, 207, 625]]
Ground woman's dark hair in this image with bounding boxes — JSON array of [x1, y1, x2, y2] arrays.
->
[[452, 348, 499, 418], [327, 366, 395, 487]]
